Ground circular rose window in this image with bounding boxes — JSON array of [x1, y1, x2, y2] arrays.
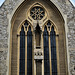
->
[[30, 6, 45, 20]]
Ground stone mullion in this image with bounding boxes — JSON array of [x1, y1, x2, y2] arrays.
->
[[56, 35, 60, 75], [41, 31, 44, 75], [49, 32, 52, 75], [25, 31, 27, 75], [33, 31, 36, 75], [32, 31, 34, 75], [17, 35, 20, 75]]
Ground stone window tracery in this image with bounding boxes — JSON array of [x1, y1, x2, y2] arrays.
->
[[18, 20, 58, 75], [19, 20, 33, 75], [43, 21, 57, 75], [10, 1, 67, 75], [43, 26, 50, 75], [30, 6, 45, 20], [19, 26, 25, 75]]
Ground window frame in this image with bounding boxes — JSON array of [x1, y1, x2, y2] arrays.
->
[[42, 20, 59, 75], [17, 21, 33, 75], [17, 20, 59, 75]]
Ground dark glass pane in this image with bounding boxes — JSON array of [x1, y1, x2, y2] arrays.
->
[[50, 27, 57, 75], [43, 26, 50, 75], [19, 26, 25, 75], [47, 21, 51, 26], [24, 20, 29, 26], [27, 26, 32, 75]]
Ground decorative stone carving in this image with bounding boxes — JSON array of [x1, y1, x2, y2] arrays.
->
[[30, 6, 45, 20], [34, 50, 43, 60]]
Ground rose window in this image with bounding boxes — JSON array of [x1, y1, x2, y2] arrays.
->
[[30, 6, 45, 20]]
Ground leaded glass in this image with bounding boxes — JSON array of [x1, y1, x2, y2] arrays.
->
[[19, 26, 25, 75], [50, 27, 57, 75], [43, 26, 50, 75], [27, 26, 32, 75], [30, 6, 45, 20]]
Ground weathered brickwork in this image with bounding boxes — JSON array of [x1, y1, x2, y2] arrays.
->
[[0, 0, 75, 75]]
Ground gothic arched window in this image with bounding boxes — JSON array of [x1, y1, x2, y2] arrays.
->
[[43, 26, 50, 75], [19, 26, 25, 75], [10, 1, 67, 75], [19, 21, 33, 75], [19, 19, 58, 75], [43, 21, 57, 75], [27, 26, 32, 75], [50, 27, 57, 75]]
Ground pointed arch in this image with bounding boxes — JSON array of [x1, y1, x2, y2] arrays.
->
[[43, 26, 50, 75], [17, 20, 33, 35], [27, 2, 48, 21], [50, 26, 57, 75], [19, 26, 25, 75], [42, 20, 59, 35], [9, 0, 68, 75], [27, 26, 32, 75]]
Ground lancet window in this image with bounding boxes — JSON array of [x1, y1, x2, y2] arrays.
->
[[19, 21, 33, 75]]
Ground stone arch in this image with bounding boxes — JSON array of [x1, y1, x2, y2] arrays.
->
[[8, 0, 68, 75], [17, 20, 33, 35], [27, 2, 48, 21], [42, 20, 59, 34]]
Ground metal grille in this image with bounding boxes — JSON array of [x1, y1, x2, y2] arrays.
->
[[50, 27, 57, 75], [43, 26, 50, 75], [27, 26, 32, 75], [19, 26, 25, 75]]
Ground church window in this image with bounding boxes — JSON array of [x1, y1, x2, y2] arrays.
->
[[43, 26, 50, 75], [30, 6, 45, 20], [19, 26, 25, 75], [9, 0, 68, 75], [50, 26, 57, 75], [27, 26, 32, 75]]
